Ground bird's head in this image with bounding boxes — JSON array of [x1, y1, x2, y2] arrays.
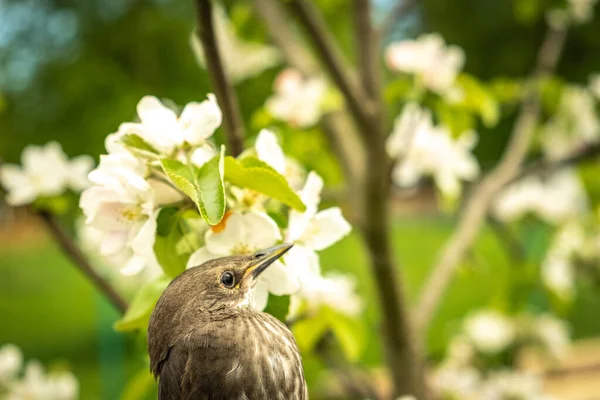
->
[[155, 243, 293, 315]]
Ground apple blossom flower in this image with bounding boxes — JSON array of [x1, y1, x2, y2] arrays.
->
[[477, 371, 548, 400], [533, 314, 570, 360], [0, 344, 22, 384], [387, 103, 480, 199], [265, 69, 328, 128], [115, 94, 222, 155], [431, 365, 480, 400], [80, 152, 160, 276], [0, 142, 93, 206], [567, 0, 598, 23], [186, 211, 300, 311], [190, 7, 280, 83], [6, 361, 78, 400], [255, 129, 305, 189], [493, 169, 587, 225], [463, 310, 516, 354], [385, 33, 465, 97]]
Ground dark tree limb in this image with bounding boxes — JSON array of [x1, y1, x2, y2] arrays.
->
[[194, 0, 245, 157], [353, 0, 380, 101], [39, 211, 128, 314]]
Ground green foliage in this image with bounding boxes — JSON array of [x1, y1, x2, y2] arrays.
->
[[114, 275, 171, 332], [454, 73, 500, 128], [120, 134, 161, 159], [121, 368, 156, 400], [513, 0, 547, 25], [224, 156, 306, 211], [538, 75, 566, 115], [160, 148, 225, 225], [154, 207, 203, 278], [264, 294, 291, 322]]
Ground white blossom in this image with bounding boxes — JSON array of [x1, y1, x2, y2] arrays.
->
[[190, 7, 280, 83], [533, 314, 570, 360], [477, 371, 551, 400], [255, 129, 305, 189], [387, 103, 479, 199], [0, 142, 93, 206], [265, 69, 328, 128], [6, 361, 78, 400], [541, 86, 600, 161], [115, 95, 222, 155], [79, 152, 160, 276], [385, 33, 465, 96], [0, 344, 22, 384], [567, 0, 598, 23], [431, 365, 480, 400], [463, 310, 516, 354], [186, 211, 300, 311], [493, 169, 587, 225]]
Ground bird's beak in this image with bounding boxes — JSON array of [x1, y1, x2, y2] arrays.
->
[[242, 243, 294, 283]]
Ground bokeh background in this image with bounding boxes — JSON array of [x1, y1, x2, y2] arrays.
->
[[1, 0, 600, 399]]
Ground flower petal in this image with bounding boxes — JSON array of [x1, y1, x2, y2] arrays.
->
[[205, 212, 247, 255], [241, 212, 282, 250], [121, 254, 146, 276], [186, 246, 218, 269], [259, 260, 300, 296], [301, 207, 351, 250], [180, 94, 222, 145], [190, 144, 216, 168], [252, 280, 270, 311], [256, 129, 286, 174]]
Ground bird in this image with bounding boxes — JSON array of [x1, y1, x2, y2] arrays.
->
[[148, 243, 307, 400]]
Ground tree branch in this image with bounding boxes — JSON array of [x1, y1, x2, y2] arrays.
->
[[415, 26, 568, 334], [286, 0, 375, 135], [194, 0, 245, 157], [380, 0, 420, 39], [353, 0, 380, 101], [38, 211, 128, 314]]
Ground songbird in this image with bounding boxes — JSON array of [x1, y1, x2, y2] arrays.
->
[[148, 243, 307, 400]]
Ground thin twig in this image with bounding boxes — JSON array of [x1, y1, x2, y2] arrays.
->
[[194, 0, 245, 157], [380, 0, 420, 38], [286, 0, 375, 135], [415, 25, 568, 334], [487, 216, 526, 263], [38, 211, 128, 314]]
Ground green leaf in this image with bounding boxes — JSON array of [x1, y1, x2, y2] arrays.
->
[[264, 294, 291, 322], [160, 149, 226, 225], [292, 317, 329, 354], [322, 307, 366, 362], [195, 147, 226, 225], [154, 207, 203, 277], [121, 368, 156, 400], [224, 156, 306, 211], [455, 74, 500, 128], [120, 134, 160, 157], [114, 275, 171, 332]]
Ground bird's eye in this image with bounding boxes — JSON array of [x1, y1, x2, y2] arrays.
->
[[220, 271, 235, 288], [254, 252, 265, 259]]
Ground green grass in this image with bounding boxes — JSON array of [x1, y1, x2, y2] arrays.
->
[[2, 216, 600, 399]]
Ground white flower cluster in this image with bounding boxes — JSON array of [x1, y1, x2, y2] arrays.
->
[[493, 169, 588, 225], [190, 7, 280, 83], [79, 95, 219, 276], [0, 142, 93, 206], [386, 102, 480, 199], [0, 344, 78, 400], [385, 33, 465, 99], [567, 0, 598, 23], [430, 309, 569, 399], [187, 130, 359, 314], [265, 69, 328, 128]]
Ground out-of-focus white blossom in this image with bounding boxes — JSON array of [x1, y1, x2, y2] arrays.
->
[[567, 0, 598, 23], [186, 211, 300, 311], [477, 371, 550, 400], [541, 86, 600, 161], [387, 103, 479, 199], [533, 314, 570, 360], [493, 169, 587, 225], [190, 7, 280, 83], [114, 95, 222, 155], [0, 345, 22, 384], [255, 129, 305, 190], [590, 73, 600, 99], [541, 222, 586, 300], [431, 365, 480, 400], [0, 142, 93, 206], [463, 310, 516, 354], [265, 69, 328, 128], [385, 33, 465, 97], [6, 361, 78, 400]]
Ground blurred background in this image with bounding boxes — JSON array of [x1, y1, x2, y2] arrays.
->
[[1, 0, 600, 399]]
